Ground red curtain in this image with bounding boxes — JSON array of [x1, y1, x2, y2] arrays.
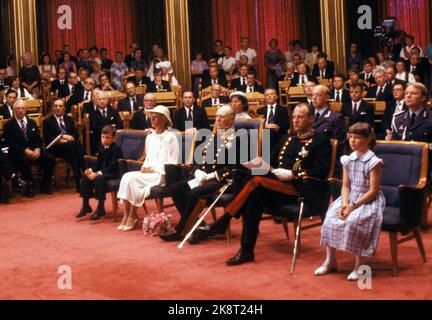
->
[[45, 0, 133, 59], [212, 0, 301, 83], [386, 0, 431, 52]]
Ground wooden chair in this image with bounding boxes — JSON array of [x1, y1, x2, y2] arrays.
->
[[135, 85, 147, 96], [278, 80, 291, 106], [288, 86, 306, 101], [318, 78, 331, 87], [0, 116, 4, 136], [25, 99, 44, 114], [154, 91, 178, 110], [329, 101, 343, 113]]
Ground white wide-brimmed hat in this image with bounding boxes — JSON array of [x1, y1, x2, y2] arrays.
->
[[144, 105, 173, 127], [156, 61, 172, 71], [229, 91, 248, 100]]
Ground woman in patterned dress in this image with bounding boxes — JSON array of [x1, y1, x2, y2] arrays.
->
[[315, 122, 385, 281]]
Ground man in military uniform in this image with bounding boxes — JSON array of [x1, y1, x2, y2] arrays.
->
[[386, 83, 432, 143], [160, 105, 244, 242], [191, 104, 332, 266]]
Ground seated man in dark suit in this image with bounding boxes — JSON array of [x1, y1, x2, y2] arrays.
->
[[290, 63, 317, 87], [312, 56, 334, 80], [128, 68, 150, 87], [0, 67, 11, 90], [231, 64, 249, 91], [59, 71, 79, 98], [82, 88, 103, 115], [239, 72, 264, 94], [366, 69, 394, 104], [360, 59, 376, 85], [201, 59, 226, 82], [312, 85, 346, 145], [386, 83, 432, 144], [406, 53, 429, 84], [147, 68, 172, 93], [0, 140, 25, 203], [341, 83, 375, 127], [201, 84, 230, 108], [330, 74, 351, 103], [50, 68, 68, 95], [43, 99, 85, 192], [130, 93, 157, 130], [66, 76, 95, 114], [385, 65, 406, 87], [76, 125, 123, 220], [173, 91, 210, 132], [0, 89, 17, 119], [89, 91, 123, 155], [117, 82, 144, 113], [3, 99, 56, 197], [257, 89, 289, 147], [201, 65, 228, 89], [383, 82, 407, 131]]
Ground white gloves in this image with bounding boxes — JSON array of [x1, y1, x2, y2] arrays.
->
[[272, 169, 294, 182], [194, 170, 218, 184]]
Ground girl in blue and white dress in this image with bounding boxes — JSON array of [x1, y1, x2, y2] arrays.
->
[[315, 122, 385, 281]]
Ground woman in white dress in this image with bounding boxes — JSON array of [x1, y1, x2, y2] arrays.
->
[[117, 105, 180, 231], [230, 91, 252, 119]]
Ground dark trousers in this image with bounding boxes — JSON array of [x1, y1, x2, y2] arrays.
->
[[168, 179, 223, 234], [48, 141, 85, 180], [241, 187, 296, 252], [0, 153, 14, 180], [11, 151, 55, 184], [79, 175, 107, 201]]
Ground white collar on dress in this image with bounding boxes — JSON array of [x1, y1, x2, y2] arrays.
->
[[349, 150, 374, 162]]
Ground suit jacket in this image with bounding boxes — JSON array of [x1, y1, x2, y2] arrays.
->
[[383, 100, 407, 130], [147, 80, 171, 93], [50, 78, 67, 94], [0, 78, 11, 91], [83, 102, 98, 115], [130, 110, 153, 130], [312, 65, 334, 79], [231, 76, 248, 91], [313, 107, 346, 144], [257, 105, 289, 134], [66, 88, 89, 113], [91, 143, 123, 181], [405, 58, 430, 83], [201, 75, 228, 89], [117, 95, 144, 112], [392, 108, 432, 143], [128, 75, 150, 87], [3, 117, 43, 158], [360, 73, 376, 85], [58, 83, 76, 98], [290, 73, 318, 87], [330, 88, 351, 104], [42, 114, 79, 146], [201, 96, 230, 108], [90, 106, 123, 136], [341, 100, 375, 127], [173, 105, 210, 132], [366, 84, 394, 104], [0, 104, 13, 119], [239, 83, 265, 94]]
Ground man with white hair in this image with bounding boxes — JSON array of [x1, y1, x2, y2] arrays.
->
[[131, 93, 157, 130], [88, 91, 123, 154], [161, 105, 242, 242], [366, 69, 394, 103], [201, 84, 230, 108], [3, 99, 56, 197]]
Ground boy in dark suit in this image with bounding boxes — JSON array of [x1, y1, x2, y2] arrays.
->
[[77, 125, 123, 220], [341, 84, 375, 127]]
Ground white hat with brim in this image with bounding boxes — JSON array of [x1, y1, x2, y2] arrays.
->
[[144, 105, 173, 127], [156, 61, 172, 70], [229, 91, 248, 100]]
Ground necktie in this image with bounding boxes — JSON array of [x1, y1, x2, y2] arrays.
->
[[213, 99, 218, 105], [20, 119, 27, 138], [335, 91, 340, 103], [268, 105, 275, 123], [411, 66, 416, 73], [249, 87, 253, 93], [146, 116, 152, 128], [132, 98, 136, 111], [60, 80, 64, 85], [377, 87, 383, 97], [71, 86, 75, 94], [242, 77, 246, 86], [321, 70, 324, 78], [59, 117, 66, 134], [410, 113, 416, 128], [187, 108, 193, 121], [353, 103, 358, 114], [103, 110, 107, 118], [315, 112, 320, 122], [85, 92, 89, 101], [301, 76, 305, 84], [212, 79, 217, 85]]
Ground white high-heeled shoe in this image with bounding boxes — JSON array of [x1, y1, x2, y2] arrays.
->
[[314, 263, 337, 276], [347, 269, 362, 281]]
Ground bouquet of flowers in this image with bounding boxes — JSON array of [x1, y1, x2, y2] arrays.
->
[[142, 212, 174, 236]]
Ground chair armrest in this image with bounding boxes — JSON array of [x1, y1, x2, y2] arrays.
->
[[398, 183, 427, 232], [84, 155, 97, 168]]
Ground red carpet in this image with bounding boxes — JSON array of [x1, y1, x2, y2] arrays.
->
[[0, 188, 431, 300]]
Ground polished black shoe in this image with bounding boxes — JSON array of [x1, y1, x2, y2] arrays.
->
[[226, 249, 255, 266], [90, 209, 106, 220], [160, 231, 183, 242], [188, 225, 213, 245], [76, 206, 93, 218]]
